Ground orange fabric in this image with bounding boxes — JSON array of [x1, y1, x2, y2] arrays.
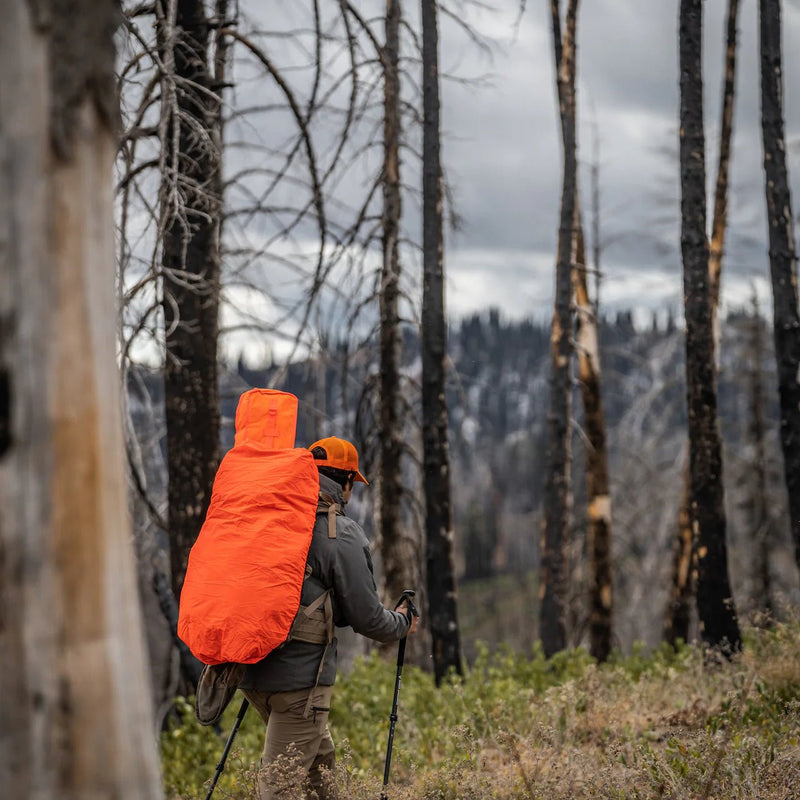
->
[[234, 388, 300, 449], [178, 390, 319, 665]]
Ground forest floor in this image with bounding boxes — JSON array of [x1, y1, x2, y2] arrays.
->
[[162, 621, 800, 799]]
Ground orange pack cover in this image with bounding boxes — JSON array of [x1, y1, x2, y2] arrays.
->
[[178, 389, 319, 665]]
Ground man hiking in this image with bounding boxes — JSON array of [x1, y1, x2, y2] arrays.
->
[[239, 436, 419, 800]]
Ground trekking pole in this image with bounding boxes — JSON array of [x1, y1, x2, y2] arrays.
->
[[203, 697, 249, 800], [380, 589, 419, 800]]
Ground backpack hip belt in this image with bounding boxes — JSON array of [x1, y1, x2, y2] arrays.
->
[[287, 589, 334, 646]]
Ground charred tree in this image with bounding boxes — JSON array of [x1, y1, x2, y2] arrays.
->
[[421, 0, 463, 684], [157, 0, 223, 599], [678, 0, 741, 653], [379, 0, 418, 609], [550, 6, 614, 663], [708, 0, 740, 326], [664, 473, 695, 648], [746, 292, 775, 622], [573, 227, 613, 662], [666, 0, 740, 647], [759, 0, 800, 573], [540, 0, 579, 658], [0, 1, 161, 795]]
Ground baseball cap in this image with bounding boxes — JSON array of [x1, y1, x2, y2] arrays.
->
[[308, 436, 369, 484]]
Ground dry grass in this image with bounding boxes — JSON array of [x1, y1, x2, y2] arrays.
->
[[163, 623, 800, 800]]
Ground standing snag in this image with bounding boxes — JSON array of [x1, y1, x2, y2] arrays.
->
[[678, 0, 741, 653], [540, 0, 580, 658], [421, 0, 463, 684], [759, 0, 800, 576]]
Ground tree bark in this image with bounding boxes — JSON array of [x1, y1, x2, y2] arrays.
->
[[746, 292, 774, 621], [664, 469, 695, 648], [421, 0, 463, 684], [708, 0, 740, 330], [759, 0, 800, 574], [540, 0, 579, 658], [379, 0, 418, 611], [666, 0, 740, 647], [573, 226, 613, 662], [552, 6, 614, 663], [0, 1, 162, 795], [157, 0, 223, 599], [679, 0, 741, 653]]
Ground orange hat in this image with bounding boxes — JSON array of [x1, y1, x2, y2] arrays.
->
[[308, 436, 369, 484]]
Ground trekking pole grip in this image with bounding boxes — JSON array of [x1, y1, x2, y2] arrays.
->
[[398, 588, 418, 625]]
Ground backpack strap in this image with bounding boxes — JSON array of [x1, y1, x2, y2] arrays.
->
[[288, 588, 333, 646], [317, 492, 343, 539], [287, 588, 335, 719]]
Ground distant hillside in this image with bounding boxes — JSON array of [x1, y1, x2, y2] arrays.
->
[[128, 307, 799, 668]]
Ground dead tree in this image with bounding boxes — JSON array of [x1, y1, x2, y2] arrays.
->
[[421, 0, 463, 683], [665, 0, 741, 648], [548, 2, 614, 663], [157, 0, 223, 599], [377, 0, 420, 612], [678, 0, 741, 653], [0, 2, 161, 795], [745, 291, 775, 621], [759, 0, 800, 575], [540, 0, 579, 658]]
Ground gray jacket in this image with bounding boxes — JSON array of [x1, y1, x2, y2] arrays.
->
[[240, 474, 409, 693]]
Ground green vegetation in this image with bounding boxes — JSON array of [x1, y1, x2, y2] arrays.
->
[[162, 622, 800, 799]]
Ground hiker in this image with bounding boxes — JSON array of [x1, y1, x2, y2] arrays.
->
[[238, 435, 419, 800]]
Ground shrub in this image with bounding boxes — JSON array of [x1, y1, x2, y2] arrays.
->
[[160, 622, 800, 799]]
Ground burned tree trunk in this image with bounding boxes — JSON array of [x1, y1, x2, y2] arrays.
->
[[759, 0, 800, 574], [666, 0, 740, 647], [746, 292, 775, 622], [679, 0, 741, 653], [573, 228, 613, 662], [664, 472, 695, 647], [540, 0, 579, 658], [157, 0, 223, 599], [421, 0, 463, 684], [0, 2, 161, 795], [379, 0, 418, 608]]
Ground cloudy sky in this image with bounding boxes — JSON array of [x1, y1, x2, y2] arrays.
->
[[210, 0, 800, 364], [436, 0, 800, 324]]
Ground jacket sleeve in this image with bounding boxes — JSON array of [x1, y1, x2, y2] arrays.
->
[[332, 519, 410, 643]]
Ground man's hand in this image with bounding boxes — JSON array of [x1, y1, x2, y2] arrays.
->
[[395, 600, 419, 635]]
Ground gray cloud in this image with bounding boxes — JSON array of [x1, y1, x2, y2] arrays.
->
[[438, 0, 800, 320]]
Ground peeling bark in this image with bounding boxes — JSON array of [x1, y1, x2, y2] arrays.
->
[[540, 0, 579, 658]]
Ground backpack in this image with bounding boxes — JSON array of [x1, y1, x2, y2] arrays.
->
[[177, 389, 320, 667]]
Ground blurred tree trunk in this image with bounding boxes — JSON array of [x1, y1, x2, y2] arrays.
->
[[664, 472, 694, 647], [665, 0, 740, 648], [678, 0, 741, 653], [540, 0, 579, 658], [759, 0, 800, 574], [421, 0, 463, 684], [379, 0, 418, 609], [746, 291, 774, 622], [0, 2, 162, 796], [157, 0, 223, 600]]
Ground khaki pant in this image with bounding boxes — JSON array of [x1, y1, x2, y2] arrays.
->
[[242, 686, 336, 800]]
